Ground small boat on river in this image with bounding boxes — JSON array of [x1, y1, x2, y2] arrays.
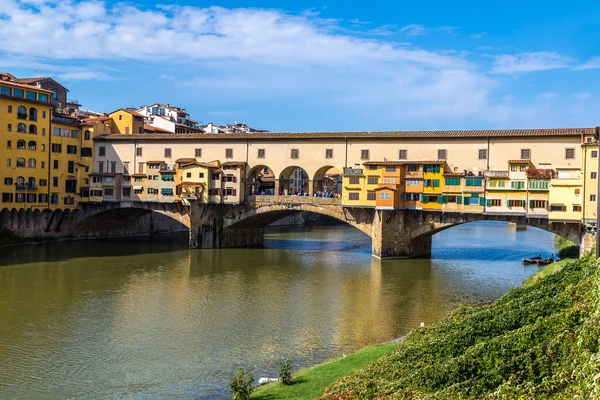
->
[[522, 255, 554, 266]]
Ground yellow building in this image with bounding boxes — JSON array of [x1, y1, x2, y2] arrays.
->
[[109, 109, 145, 135], [342, 166, 377, 207], [582, 141, 599, 224], [0, 75, 53, 210], [178, 161, 213, 203], [422, 162, 445, 210], [549, 166, 582, 221], [442, 172, 464, 212], [49, 114, 83, 209]]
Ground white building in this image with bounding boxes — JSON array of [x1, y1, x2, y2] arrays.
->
[[137, 103, 202, 134]]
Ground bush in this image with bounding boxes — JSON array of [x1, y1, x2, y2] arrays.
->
[[555, 236, 579, 259], [278, 359, 293, 385], [229, 368, 254, 400]]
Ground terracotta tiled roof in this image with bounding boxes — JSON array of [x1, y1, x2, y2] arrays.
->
[[363, 160, 446, 166], [0, 79, 54, 93], [144, 124, 172, 134], [443, 171, 464, 176], [81, 116, 111, 124], [131, 174, 146, 177], [145, 160, 163, 164], [181, 181, 206, 185], [222, 161, 246, 166], [508, 159, 531, 164], [373, 185, 398, 191], [123, 109, 145, 118], [175, 157, 197, 163], [526, 168, 555, 178], [15, 77, 69, 91], [93, 127, 593, 142]]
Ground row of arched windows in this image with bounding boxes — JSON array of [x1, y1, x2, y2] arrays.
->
[[15, 177, 37, 187], [15, 158, 37, 168], [16, 140, 37, 150], [16, 123, 37, 134], [17, 106, 38, 121]]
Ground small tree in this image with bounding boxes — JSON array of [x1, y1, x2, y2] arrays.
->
[[230, 368, 254, 400], [278, 359, 293, 385]]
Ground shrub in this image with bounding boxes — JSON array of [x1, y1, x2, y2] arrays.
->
[[278, 359, 293, 385], [229, 368, 254, 400]]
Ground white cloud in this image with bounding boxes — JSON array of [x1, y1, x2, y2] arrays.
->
[[491, 52, 572, 74], [57, 71, 113, 80], [574, 92, 591, 99], [400, 24, 428, 35], [539, 92, 557, 99], [471, 32, 488, 39], [575, 57, 600, 70]]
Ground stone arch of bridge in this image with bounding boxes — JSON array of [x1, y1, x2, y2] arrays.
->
[[407, 213, 582, 247], [75, 203, 191, 237], [223, 203, 373, 238]]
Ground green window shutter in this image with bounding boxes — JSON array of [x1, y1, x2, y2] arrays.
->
[[433, 179, 440, 188], [442, 195, 448, 204], [475, 178, 482, 186], [471, 193, 478, 197], [435, 165, 440, 173], [479, 197, 485, 206], [486, 199, 492, 207], [423, 195, 429, 204], [529, 200, 533, 208], [522, 200, 526, 208], [457, 196, 462, 204]]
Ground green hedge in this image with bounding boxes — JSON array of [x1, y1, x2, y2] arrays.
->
[[322, 255, 600, 399]]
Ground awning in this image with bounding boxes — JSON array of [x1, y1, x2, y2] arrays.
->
[[133, 186, 143, 190]]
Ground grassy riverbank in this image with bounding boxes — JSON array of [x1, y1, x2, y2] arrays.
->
[[321, 254, 600, 399], [252, 342, 398, 399]]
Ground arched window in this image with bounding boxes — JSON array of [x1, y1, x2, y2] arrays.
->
[[17, 123, 26, 133], [16, 176, 25, 187], [16, 158, 25, 167], [27, 177, 36, 188], [29, 108, 37, 121], [51, 193, 59, 204], [28, 141, 36, 150], [28, 125, 37, 134], [84, 130, 91, 140], [17, 106, 27, 119], [27, 158, 36, 168], [16, 140, 26, 149]]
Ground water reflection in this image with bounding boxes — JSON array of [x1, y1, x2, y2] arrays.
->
[[0, 222, 557, 399]]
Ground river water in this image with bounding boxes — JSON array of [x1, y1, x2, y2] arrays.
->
[[0, 221, 557, 399]]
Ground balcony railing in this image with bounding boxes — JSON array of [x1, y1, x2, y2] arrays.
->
[[485, 171, 509, 178], [343, 167, 363, 175]]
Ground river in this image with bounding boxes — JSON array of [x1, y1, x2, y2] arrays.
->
[[0, 221, 558, 399]]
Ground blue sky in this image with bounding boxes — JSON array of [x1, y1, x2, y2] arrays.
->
[[1, 0, 600, 131]]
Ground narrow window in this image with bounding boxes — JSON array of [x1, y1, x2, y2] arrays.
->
[[438, 149, 447, 160], [399, 149, 407, 160], [592, 172, 597, 179], [360, 149, 369, 160], [478, 149, 487, 160], [258, 149, 266, 158], [593, 151, 598, 158], [164, 148, 171, 158], [521, 149, 530, 160], [325, 149, 333, 159], [226, 148, 233, 158], [195, 148, 202, 157], [291, 149, 299, 159], [136, 147, 142, 156]]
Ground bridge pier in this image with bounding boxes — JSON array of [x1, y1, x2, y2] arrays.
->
[[371, 210, 433, 258]]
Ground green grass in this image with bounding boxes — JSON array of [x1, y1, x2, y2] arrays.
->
[[523, 258, 573, 287], [252, 342, 399, 400], [321, 255, 600, 399]]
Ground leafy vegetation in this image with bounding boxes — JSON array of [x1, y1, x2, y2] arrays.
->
[[523, 259, 572, 287], [322, 255, 600, 399], [230, 368, 255, 400], [278, 359, 293, 386], [252, 343, 398, 399], [555, 236, 580, 259]]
